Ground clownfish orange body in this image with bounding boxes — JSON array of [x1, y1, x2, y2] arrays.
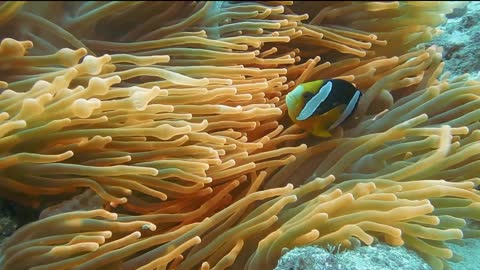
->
[[286, 79, 362, 137]]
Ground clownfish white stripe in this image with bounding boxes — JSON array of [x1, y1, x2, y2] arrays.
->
[[328, 90, 361, 131], [296, 81, 332, 121]]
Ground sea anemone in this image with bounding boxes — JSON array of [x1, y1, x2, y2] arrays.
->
[[0, 1, 478, 270]]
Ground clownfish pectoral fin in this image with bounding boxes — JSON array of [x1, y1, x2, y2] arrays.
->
[[328, 90, 362, 131], [296, 81, 332, 121], [310, 104, 344, 138], [311, 128, 332, 138]]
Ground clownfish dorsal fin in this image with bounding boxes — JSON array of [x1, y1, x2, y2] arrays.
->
[[328, 90, 362, 131], [296, 81, 332, 121]]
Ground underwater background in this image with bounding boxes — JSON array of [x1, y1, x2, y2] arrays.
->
[[0, 1, 479, 270]]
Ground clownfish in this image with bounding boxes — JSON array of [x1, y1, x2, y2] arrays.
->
[[286, 79, 362, 137]]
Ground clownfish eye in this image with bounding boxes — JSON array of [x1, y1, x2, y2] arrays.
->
[[302, 92, 314, 100]]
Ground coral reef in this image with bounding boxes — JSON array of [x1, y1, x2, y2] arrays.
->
[[275, 244, 431, 270], [0, 1, 478, 270], [428, 1, 480, 79]]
